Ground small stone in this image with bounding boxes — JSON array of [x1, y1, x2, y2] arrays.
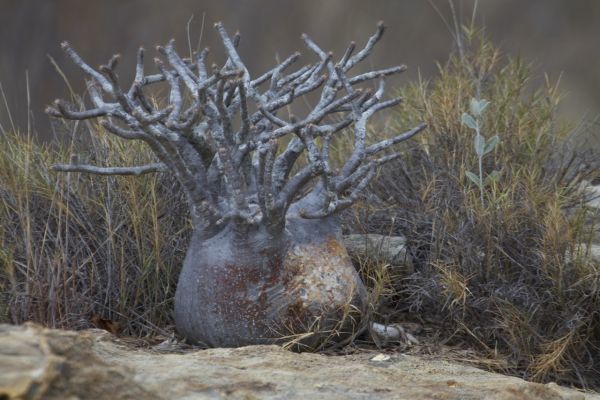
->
[[371, 353, 391, 362]]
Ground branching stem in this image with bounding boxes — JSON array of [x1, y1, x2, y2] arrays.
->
[[48, 22, 425, 237]]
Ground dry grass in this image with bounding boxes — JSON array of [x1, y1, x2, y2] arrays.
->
[[0, 123, 190, 336], [341, 30, 600, 389]]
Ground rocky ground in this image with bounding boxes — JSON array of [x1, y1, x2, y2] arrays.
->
[[1, 323, 598, 400]]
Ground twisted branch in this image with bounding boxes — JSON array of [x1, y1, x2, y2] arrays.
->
[[47, 21, 425, 237]]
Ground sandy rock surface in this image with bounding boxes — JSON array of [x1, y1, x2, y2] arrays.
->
[[1, 323, 597, 400]]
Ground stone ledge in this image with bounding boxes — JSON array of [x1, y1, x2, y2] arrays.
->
[[1, 323, 596, 400]]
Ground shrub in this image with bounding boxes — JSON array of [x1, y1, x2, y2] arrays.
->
[[353, 30, 600, 388]]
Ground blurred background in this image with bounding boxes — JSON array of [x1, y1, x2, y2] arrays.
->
[[1, 0, 600, 138]]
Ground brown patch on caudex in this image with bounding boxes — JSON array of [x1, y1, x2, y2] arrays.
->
[[211, 235, 362, 342]]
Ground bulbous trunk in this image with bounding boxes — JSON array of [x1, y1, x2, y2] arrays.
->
[[48, 23, 423, 351], [174, 214, 367, 349]]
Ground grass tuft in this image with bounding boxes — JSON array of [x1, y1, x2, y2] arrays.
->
[[0, 125, 190, 336]]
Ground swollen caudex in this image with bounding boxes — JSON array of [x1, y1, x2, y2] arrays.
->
[[47, 21, 424, 348]]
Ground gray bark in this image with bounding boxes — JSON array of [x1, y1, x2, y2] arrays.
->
[[47, 22, 425, 238], [46, 22, 425, 348]]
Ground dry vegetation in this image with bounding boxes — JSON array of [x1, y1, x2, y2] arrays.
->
[[0, 126, 191, 335], [345, 30, 600, 388], [0, 28, 599, 389]]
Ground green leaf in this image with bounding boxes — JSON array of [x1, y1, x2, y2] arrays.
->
[[480, 99, 490, 113], [483, 135, 500, 155], [469, 98, 480, 116], [461, 113, 477, 130], [470, 98, 490, 117], [465, 171, 482, 187], [485, 170, 501, 185], [474, 134, 486, 157]]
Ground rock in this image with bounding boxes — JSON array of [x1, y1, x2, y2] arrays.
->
[[590, 244, 600, 260], [1, 323, 597, 400], [573, 244, 600, 262], [343, 234, 412, 269], [0, 323, 157, 400], [587, 184, 600, 210]]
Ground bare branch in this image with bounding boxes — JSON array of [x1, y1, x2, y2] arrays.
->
[[272, 135, 304, 194], [276, 165, 321, 212], [100, 119, 146, 140], [49, 21, 424, 232], [47, 100, 111, 120], [214, 22, 248, 78], [344, 21, 385, 71], [163, 40, 200, 96], [259, 90, 361, 143], [236, 81, 251, 144], [133, 105, 173, 125], [60, 42, 114, 94], [301, 34, 336, 77], [52, 162, 167, 176], [338, 41, 356, 68], [259, 107, 287, 127], [303, 165, 375, 219], [196, 48, 210, 81], [276, 64, 312, 88], [154, 58, 184, 126], [253, 52, 301, 87], [348, 65, 407, 85], [365, 123, 427, 155]]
